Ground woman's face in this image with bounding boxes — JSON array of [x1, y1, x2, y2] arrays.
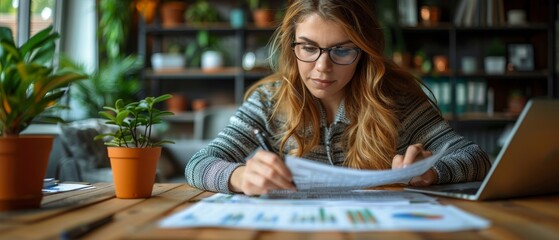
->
[[294, 13, 360, 105]]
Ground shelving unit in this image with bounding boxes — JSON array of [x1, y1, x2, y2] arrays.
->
[[136, 1, 281, 139], [390, 0, 557, 117], [382, 0, 557, 154], [137, 1, 556, 151], [138, 22, 274, 107]]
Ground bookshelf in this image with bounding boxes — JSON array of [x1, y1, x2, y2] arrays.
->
[[138, 23, 274, 109], [385, 0, 557, 154], [136, 0, 284, 115], [387, 0, 556, 119]]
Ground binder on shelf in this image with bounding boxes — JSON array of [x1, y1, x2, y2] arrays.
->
[[439, 78, 452, 114], [456, 79, 467, 115], [423, 77, 451, 115], [467, 79, 487, 113]]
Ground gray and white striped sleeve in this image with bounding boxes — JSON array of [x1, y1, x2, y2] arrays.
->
[[185, 86, 275, 193], [397, 95, 492, 184]]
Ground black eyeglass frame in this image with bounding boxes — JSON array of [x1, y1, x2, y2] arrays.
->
[[291, 42, 362, 65]]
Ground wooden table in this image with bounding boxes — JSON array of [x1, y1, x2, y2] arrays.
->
[[0, 183, 558, 239]]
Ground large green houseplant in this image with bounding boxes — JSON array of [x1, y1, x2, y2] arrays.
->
[[95, 94, 175, 198], [70, 0, 142, 119], [0, 26, 86, 211]]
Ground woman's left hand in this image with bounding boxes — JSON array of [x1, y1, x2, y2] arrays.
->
[[392, 143, 438, 186]]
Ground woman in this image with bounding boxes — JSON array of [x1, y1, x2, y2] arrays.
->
[[185, 0, 491, 195]]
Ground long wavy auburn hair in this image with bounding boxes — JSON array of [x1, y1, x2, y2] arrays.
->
[[245, 0, 431, 170]]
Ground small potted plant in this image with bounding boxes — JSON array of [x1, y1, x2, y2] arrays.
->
[[151, 42, 186, 71], [185, 30, 225, 72], [159, 0, 188, 27], [95, 94, 175, 198], [247, 0, 274, 27], [506, 89, 526, 116], [484, 38, 506, 74], [0, 26, 86, 211], [184, 0, 220, 26]]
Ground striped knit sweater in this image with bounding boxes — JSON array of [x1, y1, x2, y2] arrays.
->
[[185, 83, 492, 193]]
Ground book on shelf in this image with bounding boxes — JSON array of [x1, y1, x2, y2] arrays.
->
[[397, 0, 418, 26], [454, 0, 505, 27]]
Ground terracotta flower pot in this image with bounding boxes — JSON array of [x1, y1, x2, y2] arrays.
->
[[136, 0, 159, 24], [0, 136, 53, 211], [167, 93, 188, 113], [108, 147, 161, 199], [159, 1, 187, 28], [191, 98, 209, 111], [252, 9, 274, 28]]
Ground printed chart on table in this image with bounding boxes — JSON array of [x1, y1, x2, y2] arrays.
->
[[159, 200, 489, 232]]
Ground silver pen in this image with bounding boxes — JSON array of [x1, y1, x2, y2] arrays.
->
[[254, 129, 275, 153], [253, 129, 297, 188]]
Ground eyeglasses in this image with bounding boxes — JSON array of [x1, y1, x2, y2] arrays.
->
[[291, 42, 361, 65]]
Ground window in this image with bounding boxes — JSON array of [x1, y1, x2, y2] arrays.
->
[[30, 0, 55, 36], [0, 0, 18, 36], [0, 0, 56, 44]]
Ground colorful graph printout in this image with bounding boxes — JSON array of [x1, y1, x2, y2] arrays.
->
[[159, 201, 490, 232]]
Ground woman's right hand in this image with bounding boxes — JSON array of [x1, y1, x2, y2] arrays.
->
[[229, 150, 296, 195]]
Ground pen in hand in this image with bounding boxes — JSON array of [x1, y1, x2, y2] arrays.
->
[[254, 129, 274, 153], [253, 129, 297, 189], [60, 214, 113, 240]]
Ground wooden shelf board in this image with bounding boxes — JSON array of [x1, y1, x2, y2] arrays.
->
[[454, 112, 518, 122], [145, 67, 241, 79]]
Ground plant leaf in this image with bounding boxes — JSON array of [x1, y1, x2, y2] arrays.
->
[[115, 109, 130, 125], [99, 111, 116, 121]]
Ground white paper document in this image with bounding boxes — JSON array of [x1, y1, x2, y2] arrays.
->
[[159, 200, 490, 232], [285, 144, 449, 191], [42, 183, 94, 194]]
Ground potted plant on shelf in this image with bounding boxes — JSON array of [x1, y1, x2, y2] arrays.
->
[[0, 26, 86, 211], [484, 38, 506, 74], [185, 30, 225, 72], [159, 0, 188, 27], [247, 0, 274, 27], [151, 42, 186, 72], [184, 0, 220, 26], [95, 94, 174, 199]]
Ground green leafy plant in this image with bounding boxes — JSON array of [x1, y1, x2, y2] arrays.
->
[[68, 0, 142, 119], [95, 94, 175, 148], [486, 38, 506, 57], [246, 0, 269, 10], [98, 0, 132, 60], [185, 0, 220, 24], [0, 26, 86, 137], [67, 55, 142, 118]]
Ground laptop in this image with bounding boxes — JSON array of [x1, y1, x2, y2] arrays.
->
[[405, 99, 559, 200]]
